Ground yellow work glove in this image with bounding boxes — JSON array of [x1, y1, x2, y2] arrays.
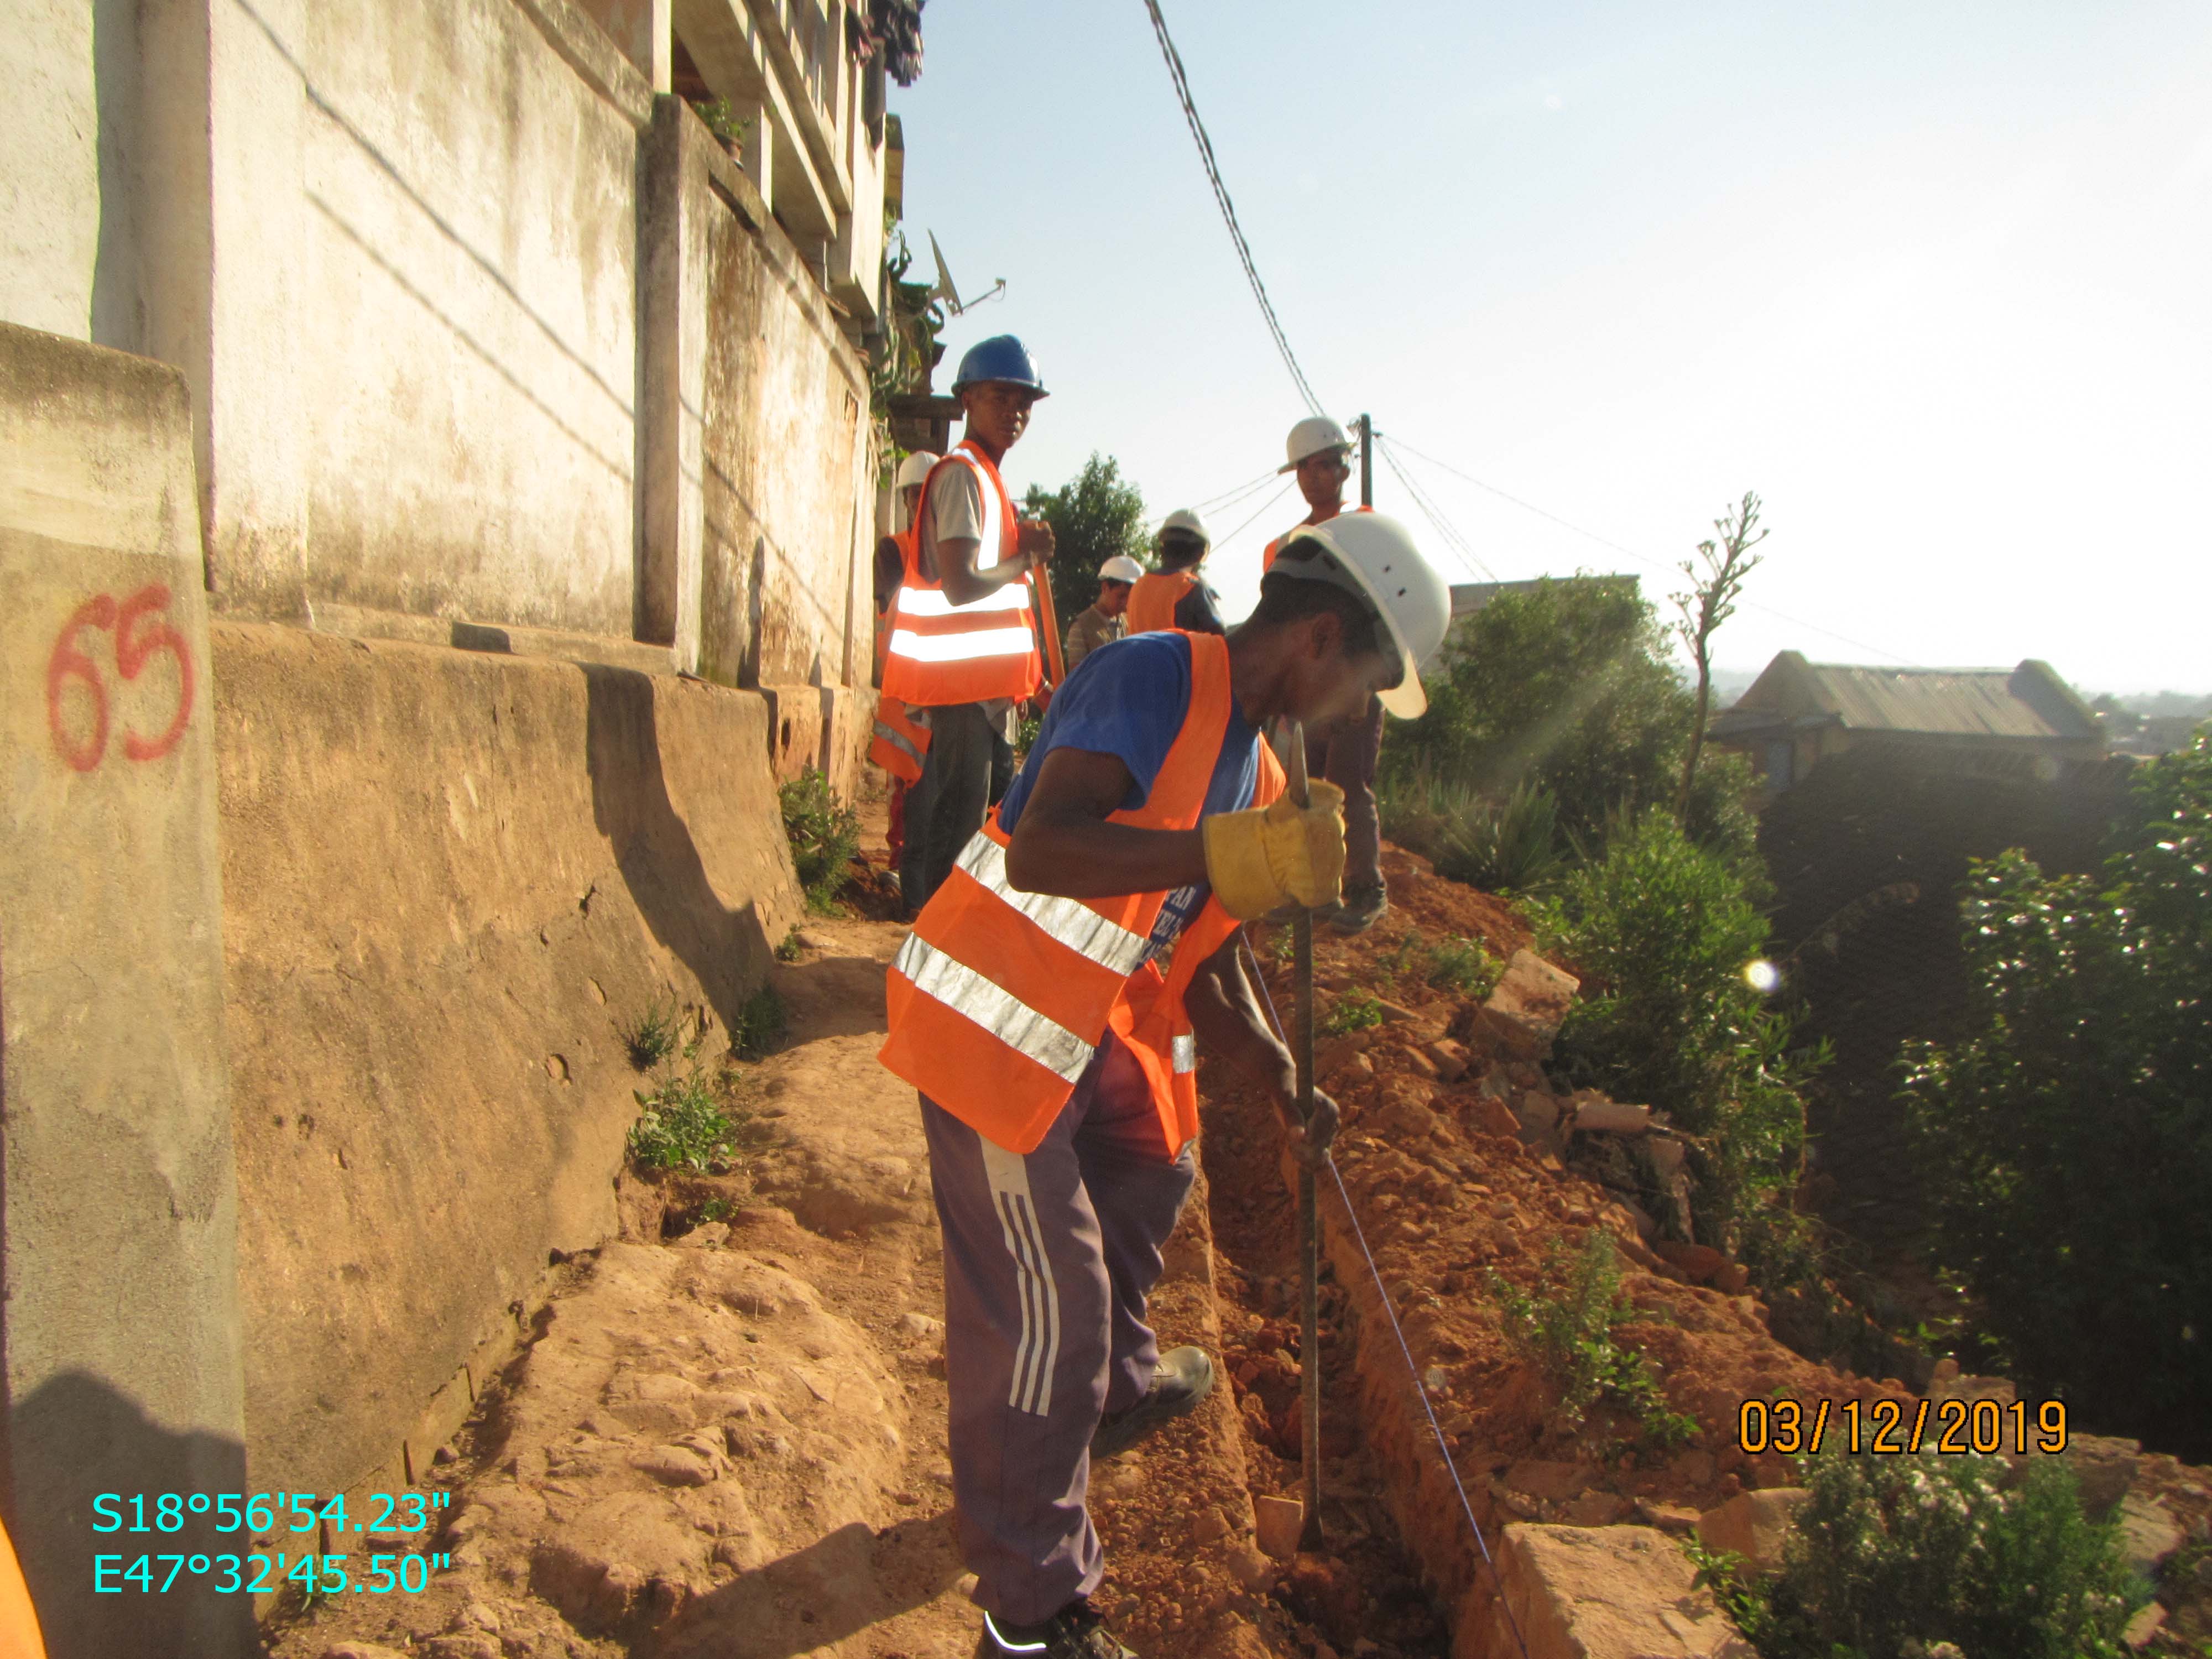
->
[[1201, 782, 1347, 919]]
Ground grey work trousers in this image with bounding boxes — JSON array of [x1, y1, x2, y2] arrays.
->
[[1308, 692, 1384, 889], [900, 701, 999, 914], [921, 1032, 1196, 1624]]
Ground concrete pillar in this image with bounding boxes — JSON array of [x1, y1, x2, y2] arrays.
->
[[1, 2, 100, 339], [738, 94, 776, 218], [573, 0, 672, 91], [119, 0, 311, 617], [637, 95, 712, 666], [0, 323, 250, 1657]]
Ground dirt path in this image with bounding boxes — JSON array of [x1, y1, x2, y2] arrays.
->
[[269, 905, 1348, 1659]]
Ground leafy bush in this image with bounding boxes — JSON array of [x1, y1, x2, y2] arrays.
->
[[628, 1074, 742, 1173], [1426, 934, 1501, 997], [1534, 813, 1820, 1279], [733, 983, 787, 1060], [774, 924, 805, 963], [1901, 733, 2212, 1458], [1488, 1231, 1699, 1448], [620, 998, 682, 1071], [1380, 776, 1564, 893], [1714, 1448, 2138, 1659], [1320, 987, 1385, 1036], [779, 768, 862, 915]]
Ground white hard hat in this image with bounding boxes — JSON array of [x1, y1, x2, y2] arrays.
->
[[1279, 415, 1353, 474], [1269, 512, 1451, 719], [1099, 556, 1144, 584], [1157, 508, 1210, 547], [895, 451, 940, 490]]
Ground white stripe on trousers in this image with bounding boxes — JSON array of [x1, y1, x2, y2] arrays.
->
[[980, 1139, 1062, 1417]]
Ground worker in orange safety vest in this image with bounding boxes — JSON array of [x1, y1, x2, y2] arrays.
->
[[1123, 509, 1224, 637], [1265, 416, 1386, 935], [0, 1514, 48, 1658], [883, 336, 1053, 919], [873, 450, 940, 865], [881, 514, 1453, 1659]]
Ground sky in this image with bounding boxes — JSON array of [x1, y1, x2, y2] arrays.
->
[[888, 1, 2212, 695]]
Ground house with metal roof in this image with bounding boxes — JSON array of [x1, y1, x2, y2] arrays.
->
[[1708, 651, 2104, 793]]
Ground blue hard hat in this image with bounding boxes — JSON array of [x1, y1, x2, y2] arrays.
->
[[950, 335, 1048, 398]]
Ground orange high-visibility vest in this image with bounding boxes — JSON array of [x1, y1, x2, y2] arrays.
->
[[1264, 504, 1372, 572], [879, 632, 1283, 1157], [881, 443, 1043, 707], [1125, 570, 1197, 634], [0, 1517, 46, 1658], [870, 527, 932, 785]]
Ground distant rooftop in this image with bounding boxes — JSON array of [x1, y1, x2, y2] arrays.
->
[[1712, 652, 2100, 743]]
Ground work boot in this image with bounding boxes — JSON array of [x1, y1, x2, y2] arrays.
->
[[976, 1598, 1138, 1657], [1091, 1347, 1214, 1460], [1328, 879, 1387, 935]]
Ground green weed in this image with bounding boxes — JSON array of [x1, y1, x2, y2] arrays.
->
[[775, 924, 805, 963], [1489, 1231, 1699, 1450], [1426, 934, 1501, 997], [1320, 987, 1386, 1037], [779, 768, 862, 916], [620, 998, 682, 1071], [734, 983, 787, 1060], [628, 1074, 743, 1174]]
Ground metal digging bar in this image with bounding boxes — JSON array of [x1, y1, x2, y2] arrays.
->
[[1275, 716, 1325, 1552]]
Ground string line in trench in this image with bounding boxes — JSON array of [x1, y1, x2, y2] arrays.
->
[[1239, 936, 1536, 1659]]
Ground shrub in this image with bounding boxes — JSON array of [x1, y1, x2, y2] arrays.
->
[[1719, 1448, 2139, 1658], [628, 1074, 740, 1173], [1488, 1232, 1699, 1448], [779, 768, 862, 915], [1426, 934, 1501, 997], [1319, 987, 1386, 1037], [774, 924, 805, 963], [733, 982, 787, 1060], [1380, 776, 1564, 893], [620, 998, 682, 1071], [1534, 813, 1820, 1279], [1900, 732, 2212, 1458]]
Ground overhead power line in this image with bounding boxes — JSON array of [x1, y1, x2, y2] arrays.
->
[[1382, 436, 1924, 667], [1376, 437, 1496, 582], [1140, 0, 1325, 417]]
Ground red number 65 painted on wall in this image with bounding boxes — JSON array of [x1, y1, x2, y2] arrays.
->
[[46, 583, 197, 773]]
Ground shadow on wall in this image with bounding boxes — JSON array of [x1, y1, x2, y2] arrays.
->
[[582, 665, 772, 1039], [7, 1370, 254, 1659]]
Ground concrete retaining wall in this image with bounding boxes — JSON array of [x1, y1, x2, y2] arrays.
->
[[213, 621, 806, 1520]]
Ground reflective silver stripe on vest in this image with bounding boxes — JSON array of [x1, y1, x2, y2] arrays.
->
[[894, 932, 1094, 1084], [872, 721, 923, 765], [1172, 1034, 1197, 1074], [955, 834, 1152, 978]]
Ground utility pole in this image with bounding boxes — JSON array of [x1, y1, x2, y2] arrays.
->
[[1357, 413, 1373, 509]]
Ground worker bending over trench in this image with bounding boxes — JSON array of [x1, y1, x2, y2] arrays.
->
[[879, 514, 1453, 1659]]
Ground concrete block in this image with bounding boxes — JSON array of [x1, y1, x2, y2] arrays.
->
[[0, 322, 253, 1657], [1488, 1524, 1755, 1657]]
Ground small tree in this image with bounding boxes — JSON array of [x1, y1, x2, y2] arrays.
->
[[1901, 732, 2212, 1457], [1672, 492, 1767, 817], [1022, 455, 1150, 644]]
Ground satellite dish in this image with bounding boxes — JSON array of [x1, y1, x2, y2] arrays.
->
[[927, 230, 1006, 318]]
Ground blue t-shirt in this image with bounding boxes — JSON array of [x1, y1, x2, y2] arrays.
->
[[998, 632, 1260, 964]]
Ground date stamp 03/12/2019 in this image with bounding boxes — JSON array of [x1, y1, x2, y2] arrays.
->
[[1736, 1396, 2069, 1458], [90, 1491, 453, 1597]]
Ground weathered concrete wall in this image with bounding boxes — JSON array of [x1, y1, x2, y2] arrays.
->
[[0, 324, 252, 1658], [212, 622, 805, 1515], [1, 4, 99, 339], [296, 0, 646, 633]]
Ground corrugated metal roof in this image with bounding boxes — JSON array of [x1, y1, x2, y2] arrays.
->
[[1798, 662, 2096, 740]]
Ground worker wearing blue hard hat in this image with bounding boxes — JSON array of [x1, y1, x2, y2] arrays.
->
[[880, 335, 1057, 918]]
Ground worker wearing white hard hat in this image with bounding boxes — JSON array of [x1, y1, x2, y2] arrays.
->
[[1126, 509, 1225, 637], [1264, 416, 1392, 932], [1065, 555, 1144, 674], [881, 504, 1451, 1659]]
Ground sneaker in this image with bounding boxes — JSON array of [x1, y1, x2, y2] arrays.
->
[[1090, 1347, 1214, 1461], [1328, 879, 1387, 935], [976, 1598, 1138, 1657]]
